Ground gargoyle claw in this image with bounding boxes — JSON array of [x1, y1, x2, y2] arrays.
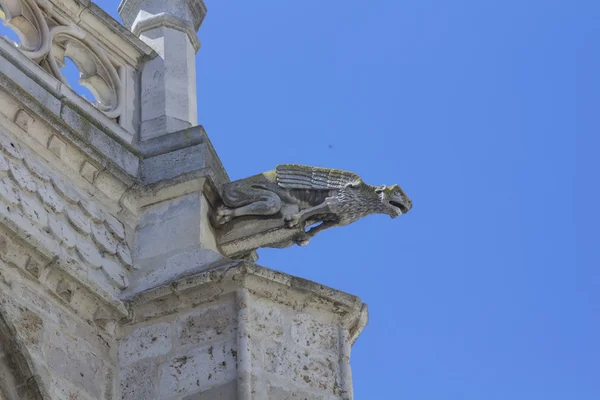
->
[[294, 237, 311, 247], [284, 214, 302, 228], [215, 207, 234, 225]]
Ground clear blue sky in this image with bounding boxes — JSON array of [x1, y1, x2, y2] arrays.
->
[[4, 0, 600, 398]]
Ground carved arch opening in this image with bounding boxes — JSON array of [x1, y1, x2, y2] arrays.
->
[[0, 3, 23, 45], [0, 312, 45, 400], [0, 0, 49, 58], [48, 27, 123, 118], [0, 0, 124, 119]]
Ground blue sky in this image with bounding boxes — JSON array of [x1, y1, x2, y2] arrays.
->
[[4, 0, 600, 398]]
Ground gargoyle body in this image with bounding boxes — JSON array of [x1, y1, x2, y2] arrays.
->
[[213, 164, 412, 247]]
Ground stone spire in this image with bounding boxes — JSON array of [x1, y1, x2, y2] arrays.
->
[[118, 0, 207, 140]]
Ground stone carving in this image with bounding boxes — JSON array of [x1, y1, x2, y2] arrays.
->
[[0, 0, 123, 117], [48, 26, 123, 117], [213, 164, 412, 252], [0, 0, 50, 59]]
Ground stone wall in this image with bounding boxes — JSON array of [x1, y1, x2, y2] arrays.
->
[[0, 1, 369, 399], [0, 245, 118, 399], [118, 263, 366, 400]]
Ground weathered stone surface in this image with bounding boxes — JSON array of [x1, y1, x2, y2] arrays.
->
[[118, 323, 172, 366], [9, 161, 37, 192], [19, 192, 48, 228], [119, 262, 365, 400], [182, 381, 237, 400], [23, 155, 51, 182], [101, 256, 129, 289], [248, 299, 285, 338], [263, 342, 342, 396], [0, 1, 370, 399], [67, 206, 93, 235], [76, 236, 105, 269], [116, 243, 133, 267], [48, 135, 67, 159], [105, 213, 126, 241], [159, 341, 237, 398], [135, 194, 202, 260], [92, 223, 118, 254], [120, 0, 204, 139], [48, 213, 79, 249], [177, 303, 237, 348], [291, 313, 340, 354], [120, 359, 159, 400], [81, 200, 105, 223], [14, 109, 35, 132], [37, 181, 66, 213], [124, 246, 222, 296], [80, 161, 99, 183], [267, 385, 331, 400], [52, 177, 82, 205], [0, 152, 9, 175], [0, 131, 23, 160], [44, 328, 108, 399], [0, 177, 20, 206]]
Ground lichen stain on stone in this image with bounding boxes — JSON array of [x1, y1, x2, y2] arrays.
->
[[171, 355, 190, 375]]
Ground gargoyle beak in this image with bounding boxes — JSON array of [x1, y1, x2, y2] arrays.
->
[[389, 201, 409, 213], [389, 197, 412, 217]]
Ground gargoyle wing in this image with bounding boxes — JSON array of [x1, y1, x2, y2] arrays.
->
[[276, 164, 362, 190]]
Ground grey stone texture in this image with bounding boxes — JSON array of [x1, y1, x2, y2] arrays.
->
[[118, 262, 366, 400], [0, 0, 368, 399], [119, 0, 206, 139]]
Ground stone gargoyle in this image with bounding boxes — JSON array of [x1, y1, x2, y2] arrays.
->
[[211, 164, 412, 255], [211, 164, 412, 257]]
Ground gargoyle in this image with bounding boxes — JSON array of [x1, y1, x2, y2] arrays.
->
[[212, 164, 412, 250]]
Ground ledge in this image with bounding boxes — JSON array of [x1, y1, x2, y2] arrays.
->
[[125, 261, 369, 344]]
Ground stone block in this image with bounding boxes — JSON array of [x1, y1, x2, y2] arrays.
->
[[80, 161, 99, 183], [59, 105, 139, 176], [12, 284, 64, 326], [177, 302, 237, 348], [291, 313, 340, 355], [44, 329, 108, 399], [120, 358, 160, 400], [119, 323, 172, 367], [263, 342, 343, 397], [47, 376, 96, 400], [19, 192, 48, 228], [248, 300, 285, 339], [1, 301, 43, 351], [125, 246, 222, 296], [9, 161, 37, 192], [141, 144, 205, 184], [47, 135, 67, 159], [267, 385, 330, 400], [182, 381, 237, 400], [0, 51, 62, 115], [14, 109, 34, 132], [159, 341, 237, 398], [135, 193, 202, 259]]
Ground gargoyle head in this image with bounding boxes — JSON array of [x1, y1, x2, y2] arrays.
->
[[376, 184, 412, 218]]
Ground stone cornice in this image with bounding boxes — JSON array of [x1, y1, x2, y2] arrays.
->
[[132, 13, 201, 52], [125, 261, 369, 344], [118, 0, 207, 31]]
